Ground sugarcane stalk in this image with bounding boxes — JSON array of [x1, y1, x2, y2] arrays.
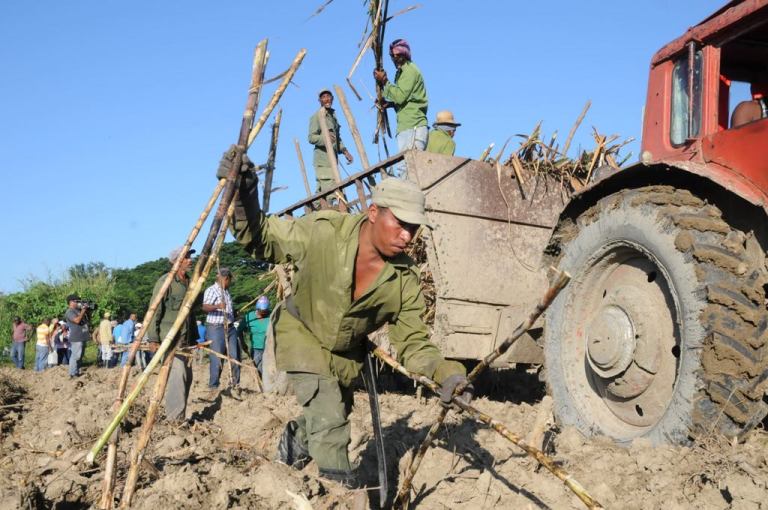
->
[[395, 270, 570, 507], [316, 106, 342, 183], [334, 84, 370, 169], [87, 200, 235, 466], [247, 48, 307, 147], [119, 347, 177, 508], [98, 177, 226, 509], [237, 279, 278, 314], [293, 138, 313, 197], [467, 270, 570, 381], [215, 256, 236, 390], [394, 406, 448, 508], [316, 105, 348, 211], [262, 108, 283, 211], [195, 345, 261, 373], [194, 40, 269, 283], [371, 345, 603, 510]]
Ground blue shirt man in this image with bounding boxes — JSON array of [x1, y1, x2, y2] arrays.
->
[[119, 313, 137, 367]]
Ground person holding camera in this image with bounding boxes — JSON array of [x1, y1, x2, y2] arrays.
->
[[65, 294, 91, 378]]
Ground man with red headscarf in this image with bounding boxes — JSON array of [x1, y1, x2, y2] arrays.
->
[[731, 82, 768, 128], [373, 38, 429, 178]]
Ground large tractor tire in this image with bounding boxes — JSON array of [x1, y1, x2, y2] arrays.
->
[[544, 186, 768, 444]]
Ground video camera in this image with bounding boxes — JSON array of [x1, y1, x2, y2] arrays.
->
[[76, 300, 99, 312]]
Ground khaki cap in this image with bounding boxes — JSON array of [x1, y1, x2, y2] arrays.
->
[[318, 88, 333, 98], [434, 110, 461, 127], [371, 178, 431, 227]]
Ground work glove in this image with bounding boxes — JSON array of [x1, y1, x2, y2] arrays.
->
[[439, 374, 474, 408], [216, 144, 255, 180]]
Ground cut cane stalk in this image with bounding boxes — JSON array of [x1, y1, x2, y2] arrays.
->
[[371, 344, 603, 510], [394, 270, 571, 508], [98, 177, 225, 509], [87, 199, 236, 466]]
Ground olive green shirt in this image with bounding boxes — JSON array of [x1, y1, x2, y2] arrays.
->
[[232, 210, 463, 387], [383, 61, 428, 134], [308, 107, 347, 180], [426, 129, 456, 156], [148, 272, 196, 347]]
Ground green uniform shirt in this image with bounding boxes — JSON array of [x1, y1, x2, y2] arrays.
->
[[238, 310, 269, 350], [426, 129, 456, 156], [383, 61, 428, 134], [308, 107, 347, 181], [232, 209, 463, 387], [148, 272, 196, 347]]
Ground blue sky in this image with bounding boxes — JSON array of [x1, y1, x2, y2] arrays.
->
[[0, 1, 725, 293]]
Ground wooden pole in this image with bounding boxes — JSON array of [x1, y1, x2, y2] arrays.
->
[[293, 138, 312, 197], [119, 348, 177, 508], [193, 39, 269, 283], [87, 199, 235, 466], [395, 270, 571, 507], [247, 49, 307, 147], [262, 108, 283, 212], [372, 344, 604, 510], [98, 177, 225, 509], [334, 84, 370, 169]]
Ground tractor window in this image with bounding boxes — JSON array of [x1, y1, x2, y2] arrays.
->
[[670, 50, 702, 145]]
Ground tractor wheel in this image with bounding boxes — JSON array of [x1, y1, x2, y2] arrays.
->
[[544, 186, 768, 444]]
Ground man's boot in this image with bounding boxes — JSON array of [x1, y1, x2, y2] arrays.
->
[[276, 420, 311, 469]]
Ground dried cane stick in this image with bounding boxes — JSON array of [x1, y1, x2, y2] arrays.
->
[[86, 200, 235, 465], [395, 270, 571, 507], [215, 256, 236, 389], [334, 84, 370, 170], [119, 223, 231, 506], [293, 138, 313, 198], [98, 177, 225, 509], [371, 345, 603, 510], [119, 347, 177, 508], [192, 39, 269, 284]]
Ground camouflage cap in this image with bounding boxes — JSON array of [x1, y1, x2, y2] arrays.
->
[[371, 178, 431, 227]]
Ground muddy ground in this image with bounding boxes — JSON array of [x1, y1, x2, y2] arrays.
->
[[0, 362, 766, 509]]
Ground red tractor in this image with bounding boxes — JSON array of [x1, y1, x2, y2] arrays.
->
[[544, 0, 768, 443], [277, 0, 768, 445]]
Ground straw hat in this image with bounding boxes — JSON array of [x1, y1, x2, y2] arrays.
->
[[434, 110, 461, 127]]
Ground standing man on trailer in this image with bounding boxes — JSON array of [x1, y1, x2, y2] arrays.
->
[[308, 88, 354, 193]]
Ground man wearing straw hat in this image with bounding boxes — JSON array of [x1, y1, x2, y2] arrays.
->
[[373, 38, 428, 177], [308, 88, 353, 193], [426, 110, 461, 156], [147, 246, 198, 424], [219, 149, 473, 491]]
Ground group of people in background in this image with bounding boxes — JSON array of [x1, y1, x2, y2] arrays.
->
[[6, 279, 272, 396]]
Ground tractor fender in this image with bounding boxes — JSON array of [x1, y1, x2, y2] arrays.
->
[[557, 160, 768, 227]]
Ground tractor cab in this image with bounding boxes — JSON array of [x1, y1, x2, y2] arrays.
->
[[640, 0, 768, 201]]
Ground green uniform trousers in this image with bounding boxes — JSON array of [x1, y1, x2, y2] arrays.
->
[[288, 372, 354, 471]]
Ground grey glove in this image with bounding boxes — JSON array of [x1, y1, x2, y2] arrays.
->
[[439, 374, 474, 408], [216, 144, 255, 179]]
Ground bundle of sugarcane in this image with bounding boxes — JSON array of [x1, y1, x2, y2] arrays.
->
[[485, 102, 634, 194]]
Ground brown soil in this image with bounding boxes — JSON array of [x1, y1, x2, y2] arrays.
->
[[0, 363, 766, 509]]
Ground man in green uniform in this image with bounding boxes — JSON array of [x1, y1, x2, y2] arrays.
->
[[148, 246, 198, 424], [426, 110, 461, 156], [308, 88, 353, 192], [217, 146, 473, 489], [373, 38, 428, 177]]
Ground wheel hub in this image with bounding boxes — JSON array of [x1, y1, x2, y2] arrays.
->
[[586, 305, 635, 378]]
